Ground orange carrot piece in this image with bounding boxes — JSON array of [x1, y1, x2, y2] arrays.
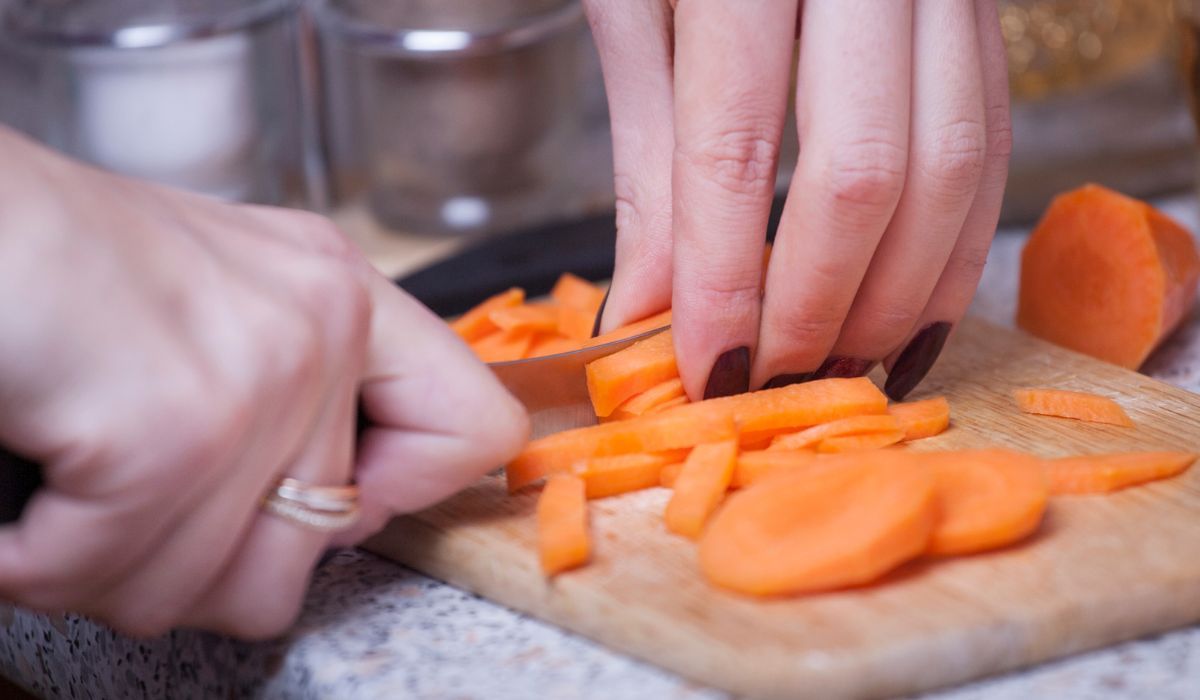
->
[[551, 273, 606, 313], [508, 377, 886, 491], [923, 449, 1048, 556], [890, 396, 951, 441], [659, 461, 683, 488], [817, 431, 906, 453], [537, 474, 590, 576], [609, 378, 687, 421], [451, 287, 524, 342], [699, 453, 936, 596], [586, 331, 679, 417], [1013, 388, 1133, 427], [769, 414, 900, 451], [733, 450, 818, 488], [665, 441, 739, 538], [1017, 184, 1200, 369], [584, 310, 672, 349], [575, 452, 679, 499], [470, 328, 535, 364], [489, 304, 559, 334], [527, 333, 582, 359], [1043, 451, 1196, 494], [557, 306, 597, 341], [645, 395, 689, 415]]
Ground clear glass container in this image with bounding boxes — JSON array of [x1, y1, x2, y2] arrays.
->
[[312, 0, 590, 236], [0, 0, 311, 205]]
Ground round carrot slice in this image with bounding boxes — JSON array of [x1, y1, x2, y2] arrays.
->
[[924, 449, 1048, 556], [698, 453, 936, 596]]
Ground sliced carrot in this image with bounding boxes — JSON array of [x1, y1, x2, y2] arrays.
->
[[889, 396, 951, 441], [586, 331, 679, 417], [584, 309, 672, 349], [733, 450, 818, 488], [699, 452, 936, 596], [489, 304, 558, 334], [470, 328, 535, 363], [1017, 184, 1200, 369], [1043, 451, 1196, 494], [817, 431, 906, 453], [451, 287, 524, 342], [645, 395, 689, 415], [738, 432, 777, 451], [575, 452, 679, 499], [665, 441, 739, 538], [923, 449, 1048, 556], [659, 461, 683, 488], [557, 305, 597, 342], [609, 378, 687, 421], [1013, 388, 1133, 427], [550, 273, 606, 313], [508, 377, 886, 491], [527, 333, 582, 358], [769, 414, 900, 451], [537, 474, 590, 575]]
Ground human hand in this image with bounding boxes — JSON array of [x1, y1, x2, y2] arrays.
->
[[0, 130, 528, 638], [586, 0, 1011, 400]]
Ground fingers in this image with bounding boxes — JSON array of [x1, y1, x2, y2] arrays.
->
[[342, 273, 529, 541], [828, 0, 986, 372], [670, 0, 799, 399], [584, 0, 676, 332], [752, 0, 914, 389], [883, 0, 1012, 400]]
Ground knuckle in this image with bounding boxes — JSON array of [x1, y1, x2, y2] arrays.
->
[[985, 105, 1014, 161], [679, 275, 762, 317], [678, 126, 780, 199], [856, 301, 922, 340], [823, 136, 907, 210], [944, 241, 992, 283], [762, 303, 845, 350], [220, 595, 302, 641], [288, 211, 359, 263], [288, 263, 371, 352], [919, 119, 987, 195]]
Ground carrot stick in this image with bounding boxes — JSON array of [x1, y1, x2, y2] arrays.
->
[[470, 328, 536, 364], [557, 306, 597, 342], [575, 452, 680, 499], [733, 450, 818, 488], [550, 273, 606, 313], [645, 395, 689, 415], [527, 333, 582, 359], [889, 396, 951, 441], [1043, 451, 1196, 494], [817, 431, 906, 453], [489, 304, 559, 334], [665, 441, 738, 538], [451, 287, 524, 342], [586, 330, 679, 417], [583, 310, 672, 349], [1017, 184, 1200, 369], [768, 414, 900, 451], [537, 474, 590, 575], [699, 453, 936, 596], [610, 378, 687, 421], [659, 461, 683, 488], [923, 449, 1048, 556], [1013, 388, 1133, 427]]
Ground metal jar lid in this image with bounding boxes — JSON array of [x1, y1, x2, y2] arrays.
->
[[0, 0, 299, 49]]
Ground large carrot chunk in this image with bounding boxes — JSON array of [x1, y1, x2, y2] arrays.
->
[[1013, 388, 1133, 427], [586, 330, 679, 417], [924, 449, 1048, 556], [550, 273, 606, 314], [451, 287, 525, 342], [890, 396, 951, 441], [575, 452, 679, 499], [664, 441, 738, 538], [769, 414, 900, 451], [537, 474, 590, 575], [699, 452, 936, 596], [1017, 184, 1200, 369], [1043, 451, 1196, 494], [508, 377, 886, 491]]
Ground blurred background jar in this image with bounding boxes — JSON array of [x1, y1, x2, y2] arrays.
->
[[0, 0, 313, 205], [313, 0, 607, 237]]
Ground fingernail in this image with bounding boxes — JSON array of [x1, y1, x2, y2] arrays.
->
[[763, 372, 815, 390], [590, 288, 610, 338], [885, 322, 953, 401], [704, 346, 750, 399], [812, 356, 876, 380]]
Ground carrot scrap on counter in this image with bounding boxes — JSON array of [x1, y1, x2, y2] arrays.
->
[[889, 396, 951, 440], [586, 330, 679, 417], [537, 474, 590, 575], [575, 452, 680, 499], [1043, 451, 1196, 494], [769, 414, 900, 451], [664, 440, 738, 538], [817, 431, 906, 453], [1013, 388, 1133, 427]]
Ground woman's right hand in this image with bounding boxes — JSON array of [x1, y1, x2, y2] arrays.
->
[[0, 129, 528, 638]]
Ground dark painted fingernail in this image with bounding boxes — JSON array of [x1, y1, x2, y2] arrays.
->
[[763, 372, 815, 390], [590, 288, 610, 338], [885, 322, 953, 401], [704, 346, 750, 399], [812, 356, 876, 380]]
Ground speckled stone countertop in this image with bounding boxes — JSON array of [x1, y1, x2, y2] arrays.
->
[[3, 197, 1200, 700]]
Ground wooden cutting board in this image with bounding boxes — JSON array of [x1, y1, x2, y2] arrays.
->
[[363, 316, 1200, 699]]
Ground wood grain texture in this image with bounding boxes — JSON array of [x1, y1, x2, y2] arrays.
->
[[363, 317, 1200, 699]]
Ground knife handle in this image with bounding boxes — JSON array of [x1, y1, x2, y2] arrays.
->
[[0, 447, 41, 524]]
